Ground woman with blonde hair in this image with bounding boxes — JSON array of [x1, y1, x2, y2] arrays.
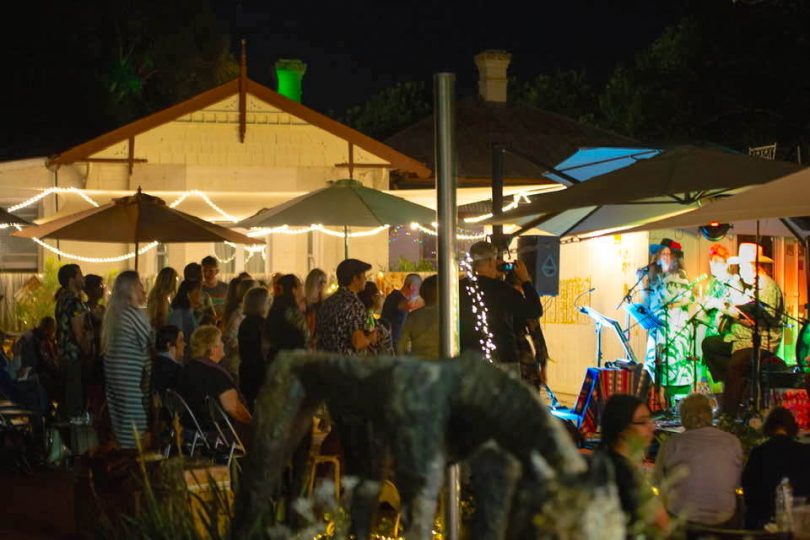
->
[[146, 267, 178, 328], [102, 271, 151, 449], [222, 279, 258, 380], [177, 325, 251, 431], [304, 268, 327, 344]]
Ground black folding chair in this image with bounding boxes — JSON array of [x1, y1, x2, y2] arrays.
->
[[205, 395, 246, 468], [162, 389, 214, 458]]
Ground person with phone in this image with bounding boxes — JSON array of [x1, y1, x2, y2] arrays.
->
[[459, 241, 542, 372]]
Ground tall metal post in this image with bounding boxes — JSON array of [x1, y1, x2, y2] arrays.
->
[[491, 143, 505, 255], [435, 72, 460, 540], [343, 225, 349, 260]]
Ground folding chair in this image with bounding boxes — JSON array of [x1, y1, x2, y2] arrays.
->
[[162, 389, 213, 457], [206, 395, 246, 468], [377, 480, 402, 537]]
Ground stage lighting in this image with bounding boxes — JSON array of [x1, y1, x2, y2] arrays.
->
[[699, 222, 731, 241]]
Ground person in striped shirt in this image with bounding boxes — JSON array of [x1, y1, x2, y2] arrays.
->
[[102, 271, 152, 450]]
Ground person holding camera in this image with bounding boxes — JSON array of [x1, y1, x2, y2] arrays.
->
[[460, 241, 542, 371]]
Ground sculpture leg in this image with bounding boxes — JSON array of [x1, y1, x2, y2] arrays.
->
[[467, 442, 520, 540]]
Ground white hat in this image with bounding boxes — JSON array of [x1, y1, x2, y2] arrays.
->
[[728, 242, 773, 264]]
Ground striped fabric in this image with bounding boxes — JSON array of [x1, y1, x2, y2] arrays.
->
[[104, 305, 152, 449]]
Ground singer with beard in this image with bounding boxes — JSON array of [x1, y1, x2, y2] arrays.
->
[[638, 238, 695, 400]]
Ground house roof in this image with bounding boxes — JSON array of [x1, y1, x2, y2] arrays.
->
[[385, 98, 638, 184], [48, 78, 431, 178]]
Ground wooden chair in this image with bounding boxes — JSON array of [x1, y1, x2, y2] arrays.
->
[[305, 419, 341, 502]]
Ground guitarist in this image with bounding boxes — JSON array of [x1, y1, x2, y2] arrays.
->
[[702, 243, 785, 417]]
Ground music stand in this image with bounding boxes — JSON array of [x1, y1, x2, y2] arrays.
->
[[579, 306, 641, 368]]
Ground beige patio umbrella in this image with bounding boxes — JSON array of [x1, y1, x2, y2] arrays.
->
[[0, 207, 32, 227], [13, 188, 257, 270]]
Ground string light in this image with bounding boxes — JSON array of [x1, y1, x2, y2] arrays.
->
[[459, 253, 496, 362], [7, 187, 102, 213], [463, 191, 533, 224], [409, 222, 487, 241]]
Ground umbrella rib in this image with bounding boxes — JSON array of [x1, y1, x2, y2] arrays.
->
[[560, 206, 601, 237]]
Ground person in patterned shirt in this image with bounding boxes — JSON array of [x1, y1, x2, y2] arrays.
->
[[54, 263, 90, 418], [316, 259, 378, 354]]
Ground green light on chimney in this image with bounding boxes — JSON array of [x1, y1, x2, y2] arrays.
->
[[275, 59, 307, 103]]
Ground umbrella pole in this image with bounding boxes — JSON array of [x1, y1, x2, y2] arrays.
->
[[134, 241, 139, 272], [343, 225, 349, 260]]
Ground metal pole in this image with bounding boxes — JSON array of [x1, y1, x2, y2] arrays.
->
[[134, 240, 139, 272], [435, 72, 460, 540], [491, 143, 505, 255], [343, 225, 349, 260]]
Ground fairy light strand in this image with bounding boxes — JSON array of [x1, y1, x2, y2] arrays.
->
[[460, 253, 496, 362]]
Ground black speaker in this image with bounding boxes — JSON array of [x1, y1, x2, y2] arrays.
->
[[517, 236, 560, 296]]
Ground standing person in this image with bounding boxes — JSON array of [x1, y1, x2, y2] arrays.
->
[[304, 268, 328, 346], [147, 267, 178, 329], [380, 273, 422, 349], [459, 241, 541, 371], [168, 280, 201, 360], [183, 262, 216, 324], [54, 263, 90, 419], [742, 407, 810, 529], [83, 274, 106, 415], [102, 271, 151, 449], [640, 238, 694, 400], [358, 281, 393, 355], [223, 278, 258, 382], [595, 394, 670, 535], [201, 256, 229, 319], [238, 287, 270, 411], [152, 325, 185, 395], [317, 259, 378, 354], [505, 270, 547, 390], [653, 394, 743, 527], [703, 243, 784, 417], [14, 316, 60, 409], [396, 275, 439, 359]]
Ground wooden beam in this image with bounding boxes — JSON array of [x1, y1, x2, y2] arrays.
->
[[79, 158, 148, 164], [239, 39, 247, 143], [334, 162, 393, 169], [127, 137, 135, 178]]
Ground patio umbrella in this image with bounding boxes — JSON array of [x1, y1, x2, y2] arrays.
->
[[0, 207, 32, 227], [13, 188, 256, 270], [614, 166, 810, 234], [488, 145, 802, 237], [236, 178, 436, 259]]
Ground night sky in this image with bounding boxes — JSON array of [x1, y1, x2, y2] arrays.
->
[[211, 0, 687, 113]]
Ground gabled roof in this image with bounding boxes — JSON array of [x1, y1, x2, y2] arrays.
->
[[385, 98, 638, 183], [49, 78, 431, 178]]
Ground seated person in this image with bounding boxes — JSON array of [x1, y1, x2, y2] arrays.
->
[[152, 325, 185, 395], [742, 407, 810, 529], [653, 394, 742, 527], [177, 325, 251, 435]]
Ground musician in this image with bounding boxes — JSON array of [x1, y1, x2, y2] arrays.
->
[[639, 238, 695, 394], [702, 243, 785, 416]]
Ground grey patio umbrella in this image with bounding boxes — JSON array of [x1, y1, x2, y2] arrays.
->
[[236, 179, 436, 259], [13, 188, 257, 270], [488, 145, 802, 237]]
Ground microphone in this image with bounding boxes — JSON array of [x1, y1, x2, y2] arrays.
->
[[575, 288, 597, 313], [636, 263, 653, 274]]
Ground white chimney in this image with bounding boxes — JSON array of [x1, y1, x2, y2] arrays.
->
[[474, 50, 512, 103]]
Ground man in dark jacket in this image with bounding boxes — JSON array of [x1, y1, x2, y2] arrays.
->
[[460, 241, 542, 368], [152, 325, 185, 394]]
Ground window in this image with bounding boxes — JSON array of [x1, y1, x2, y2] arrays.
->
[[214, 243, 236, 274], [0, 205, 39, 272], [155, 242, 169, 271], [245, 244, 266, 274]]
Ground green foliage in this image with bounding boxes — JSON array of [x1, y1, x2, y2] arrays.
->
[[393, 257, 435, 272], [340, 81, 431, 139], [14, 258, 61, 331], [99, 0, 239, 124], [509, 70, 597, 124]]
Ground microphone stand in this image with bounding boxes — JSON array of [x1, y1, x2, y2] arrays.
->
[[618, 267, 649, 340]]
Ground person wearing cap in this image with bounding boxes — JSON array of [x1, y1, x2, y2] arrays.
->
[[640, 238, 695, 399], [702, 243, 784, 416], [459, 241, 541, 369], [316, 258, 378, 354]]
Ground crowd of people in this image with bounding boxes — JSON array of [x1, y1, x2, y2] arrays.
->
[[1, 238, 805, 534], [600, 393, 810, 534]]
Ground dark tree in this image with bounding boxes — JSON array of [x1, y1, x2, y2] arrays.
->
[[340, 81, 431, 140]]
